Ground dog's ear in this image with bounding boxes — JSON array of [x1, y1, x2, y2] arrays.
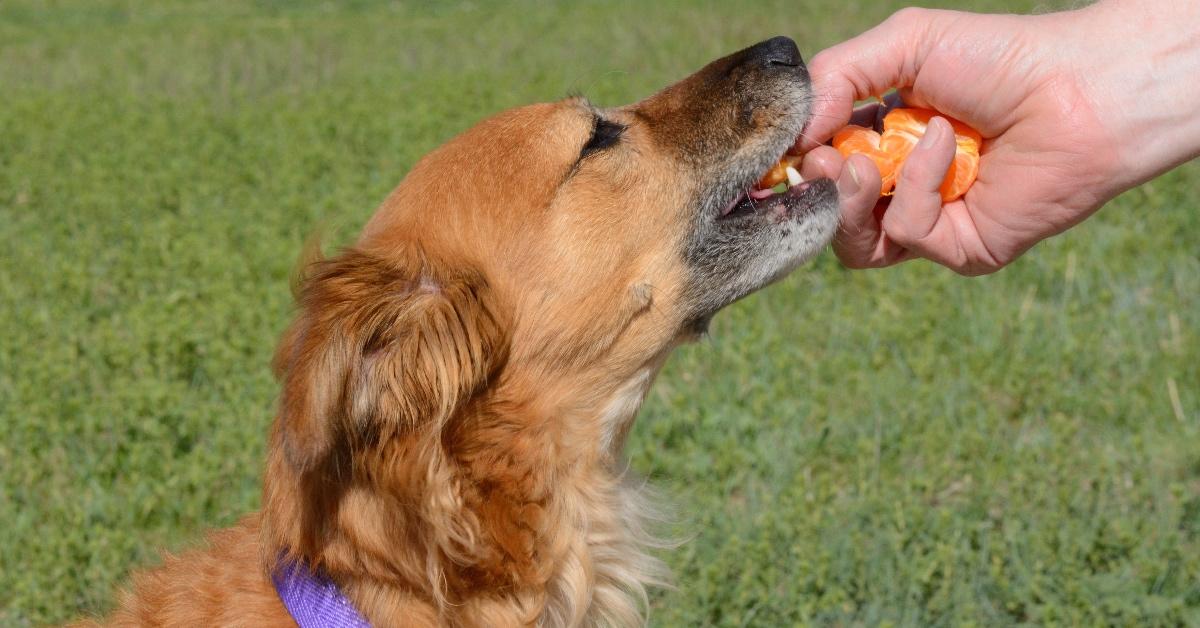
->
[[272, 247, 506, 471]]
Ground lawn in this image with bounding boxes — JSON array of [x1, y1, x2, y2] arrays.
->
[[1, 1, 1197, 626]]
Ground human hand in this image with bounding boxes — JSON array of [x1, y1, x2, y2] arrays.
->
[[798, 2, 1200, 275]]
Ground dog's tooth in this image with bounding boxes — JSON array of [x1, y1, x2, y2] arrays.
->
[[785, 166, 804, 188]]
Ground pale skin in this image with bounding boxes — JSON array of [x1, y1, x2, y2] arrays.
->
[[796, 0, 1200, 275]]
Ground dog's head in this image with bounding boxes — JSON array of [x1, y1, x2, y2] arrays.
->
[[266, 36, 836, 601], [368, 35, 835, 332], [274, 36, 835, 468]]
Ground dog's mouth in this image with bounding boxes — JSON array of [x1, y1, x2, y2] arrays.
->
[[681, 127, 839, 318], [717, 157, 833, 224], [710, 148, 835, 226], [670, 35, 840, 322]]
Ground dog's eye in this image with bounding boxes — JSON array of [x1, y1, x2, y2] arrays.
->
[[580, 118, 624, 158]]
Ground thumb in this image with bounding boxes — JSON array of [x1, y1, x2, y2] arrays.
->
[[798, 8, 939, 151]]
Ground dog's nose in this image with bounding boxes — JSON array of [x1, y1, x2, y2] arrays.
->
[[746, 36, 803, 68]]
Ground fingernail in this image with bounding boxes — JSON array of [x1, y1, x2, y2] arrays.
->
[[919, 117, 946, 149], [838, 161, 860, 197]]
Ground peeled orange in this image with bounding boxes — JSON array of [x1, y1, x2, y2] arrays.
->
[[832, 125, 901, 195], [756, 154, 803, 189], [833, 108, 982, 203]]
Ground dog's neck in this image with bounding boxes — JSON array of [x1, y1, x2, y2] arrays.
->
[[260, 360, 670, 625]]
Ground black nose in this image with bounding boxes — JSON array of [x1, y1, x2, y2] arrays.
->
[[746, 36, 803, 68]]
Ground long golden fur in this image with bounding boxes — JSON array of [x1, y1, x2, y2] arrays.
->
[[74, 37, 839, 627]]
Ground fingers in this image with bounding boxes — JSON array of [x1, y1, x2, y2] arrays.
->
[[831, 154, 880, 264], [831, 154, 904, 269], [798, 145, 843, 181], [797, 7, 938, 151], [804, 117, 971, 272], [879, 116, 962, 267], [801, 146, 908, 269]]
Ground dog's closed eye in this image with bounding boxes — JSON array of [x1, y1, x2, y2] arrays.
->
[[580, 117, 624, 158]]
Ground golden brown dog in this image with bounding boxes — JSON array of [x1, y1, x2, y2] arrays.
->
[[76, 36, 838, 627]]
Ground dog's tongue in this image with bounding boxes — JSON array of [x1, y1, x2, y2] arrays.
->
[[726, 156, 806, 215]]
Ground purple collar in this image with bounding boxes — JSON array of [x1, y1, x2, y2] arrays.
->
[[272, 559, 372, 628]]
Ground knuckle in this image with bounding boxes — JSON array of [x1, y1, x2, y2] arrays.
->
[[889, 7, 929, 28], [899, 157, 950, 195], [898, 162, 928, 187], [809, 49, 831, 73], [959, 253, 1008, 276], [882, 211, 936, 249], [884, 223, 919, 247]]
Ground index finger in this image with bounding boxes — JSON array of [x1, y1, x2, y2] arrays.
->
[[797, 8, 939, 151]]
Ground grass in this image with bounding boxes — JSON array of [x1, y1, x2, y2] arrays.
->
[[1, 1, 1197, 625]]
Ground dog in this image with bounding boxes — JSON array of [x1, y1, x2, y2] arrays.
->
[[74, 36, 838, 627]]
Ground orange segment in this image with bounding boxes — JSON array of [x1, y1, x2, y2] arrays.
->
[[940, 150, 979, 202], [883, 108, 983, 148], [756, 154, 802, 189], [880, 108, 981, 203], [758, 108, 982, 202], [877, 127, 917, 164], [832, 125, 900, 195], [828, 108, 981, 203]]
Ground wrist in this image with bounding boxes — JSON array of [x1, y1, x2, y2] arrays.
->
[[1070, 0, 1200, 188]]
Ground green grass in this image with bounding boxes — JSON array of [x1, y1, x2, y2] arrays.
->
[[2, 1, 1197, 625]]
